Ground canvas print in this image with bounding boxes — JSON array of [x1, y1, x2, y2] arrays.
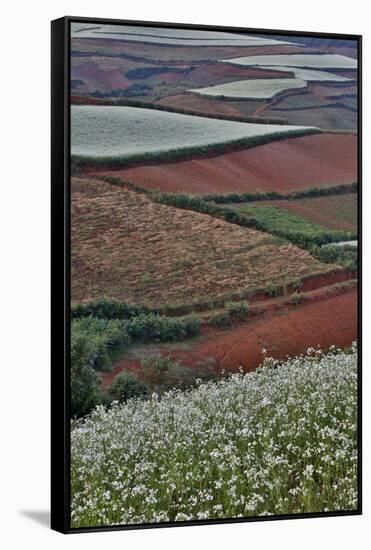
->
[[69, 21, 359, 529]]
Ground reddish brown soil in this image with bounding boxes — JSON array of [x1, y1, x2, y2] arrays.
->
[[156, 93, 255, 118], [311, 84, 357, 100], [71, 60, 131, 91], [102, 289, 357, 388], [100, 133, 357, 194], [192, 63, 293, 81]]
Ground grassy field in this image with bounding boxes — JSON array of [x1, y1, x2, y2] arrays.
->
[[230, 197, 357, 235], [71, 345, 358, 527], [250, 193, 357, 232], [71, 177, 331, 307]]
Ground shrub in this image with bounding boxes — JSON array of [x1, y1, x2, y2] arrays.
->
[[70, 333, 101, 418], [142, 355, 177, 387], [226, 300, 248, 320], [108, 371, 149, 402], [210, 312, 232, 328], [313, 244, 357, 270], [124, 313, 200, 343], [291, 291, 303, 305], [141, 355, 216, 392], [71, 298, 151, 320], [72, 317, 131, 370], [265, 281, 281, 298], [291, 277, 302, 291]]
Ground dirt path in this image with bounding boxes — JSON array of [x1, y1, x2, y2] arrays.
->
[[102, 289, 357, 388]]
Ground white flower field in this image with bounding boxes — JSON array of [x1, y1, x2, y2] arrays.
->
[[71, 105, 318, 161], [71, 345, 358, 527], [222, 53, 357, 69], [189, 78, 307, 99], [263, 66, 354, 82], [71, 24, 294, 47]]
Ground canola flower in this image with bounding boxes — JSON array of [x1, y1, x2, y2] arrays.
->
[[71, 344, 358, 528]]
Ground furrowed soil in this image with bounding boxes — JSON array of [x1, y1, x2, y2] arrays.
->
[[71, 177, 332, 306], [98, 133, 357, 194], [102, 288, 357, 388]]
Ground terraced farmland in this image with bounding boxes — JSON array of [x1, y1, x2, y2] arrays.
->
[[188, 78, 307, 99], [101, 133, 357, 194], [69, 23, 359, 529], [222, 53, 357, 69], [262, 66, 354, 82], [71, 23, 295, 47], [71, 177, 332, 307], [71, 104, 318, 165], [247, 193, 357, 232]]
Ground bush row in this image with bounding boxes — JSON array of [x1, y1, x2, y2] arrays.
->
[[202, 182, 357, 204], [72, 298, 151, 320], [153, 191, 357, 249], [71, 314, 201, 417], [72, 313, 201, 369], [312, 244, 358, 270]]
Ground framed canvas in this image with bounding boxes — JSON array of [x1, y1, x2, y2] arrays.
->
[[51, 16, 362, 534]]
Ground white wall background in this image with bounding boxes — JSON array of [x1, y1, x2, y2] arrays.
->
[[1, 0, 369, 547]]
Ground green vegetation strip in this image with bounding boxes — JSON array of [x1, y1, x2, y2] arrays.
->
[[71, 344, 358, 527], [152, 192, 357, 249], [202, 182, 357, 203]]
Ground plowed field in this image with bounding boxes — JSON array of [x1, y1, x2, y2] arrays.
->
[[71, 177, 331, 306], [100, 133, 356, 194]]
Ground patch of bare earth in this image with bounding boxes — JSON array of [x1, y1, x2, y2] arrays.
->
[[102, 288, 357, 389], [71, 177, 332, 306], [98, 133, 357, 194]]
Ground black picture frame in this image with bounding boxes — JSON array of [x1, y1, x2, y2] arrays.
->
[[51, 15, 362, 534]]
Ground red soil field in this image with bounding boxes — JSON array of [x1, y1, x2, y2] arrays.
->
[[310, 84, 357, 100], [102, 289, 357, 388], [191, 63, 293, 81], [156, 93, 259, 118], [71, 60, 131, 91], [100, 133, 357, 194]]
